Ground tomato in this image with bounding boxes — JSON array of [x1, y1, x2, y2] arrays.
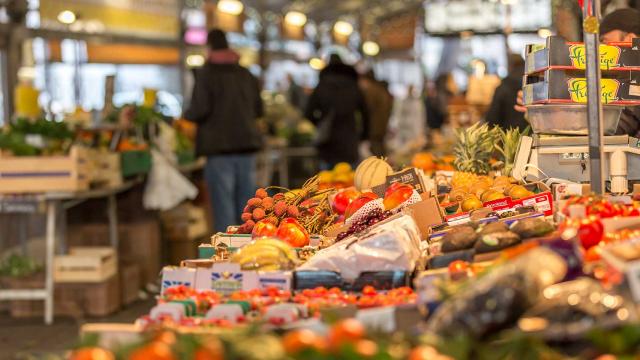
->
[[252, 219, 278, 238], [584, 245, 603, 262], [408, 345, 451, 360], [332, 188, 361, 215], [70, 348, 115, 360], [276, 218, 310, 247], [629, 208, 640, 216], [577, 217, 604, 249], [344, 192, 378, 219], [448, 260, 469, 274], [282, 329, 320, 354], [328, 319, 365, 349], [362, 285, 377, 296], [383, 184, 414, 210]]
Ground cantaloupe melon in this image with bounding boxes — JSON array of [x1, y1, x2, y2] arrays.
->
[[354, 157, 393, 191]]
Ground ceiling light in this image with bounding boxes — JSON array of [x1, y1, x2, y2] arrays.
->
[[309, 57, 325, 70], [334, 21, 354, 36], [362, 41, 380, 56], [218, 0, 244, 15], [537, 28, 553, 38], [186, 54, 205, 67], [285, 11, 307, 27], [57, 10, 76, 25]]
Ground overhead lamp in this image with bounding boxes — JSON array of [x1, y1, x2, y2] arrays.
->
[[537, 28, 553, 38], [285, 11, 307, 27], [57, 10, 77, 25], [362, 41, 380, 56], [334, 21, 354, 36], [186, 54, 205, 67], [218, 0, 244, 15], [309, 57, 325, 70]]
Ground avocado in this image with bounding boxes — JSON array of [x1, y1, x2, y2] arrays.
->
[[478, 222, 509, 236], [441, 226, 478, 253], [474, 231, 521, 253], [510, 218, 555, 239]]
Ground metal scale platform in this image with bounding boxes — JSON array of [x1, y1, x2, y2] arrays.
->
[[513, 134, 640, 191]]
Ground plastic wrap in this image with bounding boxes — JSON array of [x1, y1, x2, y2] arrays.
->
[[425, 247, 567, 338], [298, 214, 422, 281]]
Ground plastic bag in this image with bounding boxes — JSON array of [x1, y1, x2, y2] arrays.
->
[[143, 149, 198, 211], [298, 214, 422, 281]]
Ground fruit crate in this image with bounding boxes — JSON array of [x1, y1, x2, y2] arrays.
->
[[0, 146, 89, 194], [54, 247, 118, 283], [120, 150, 152, 178], [87, 149, 122, 188]]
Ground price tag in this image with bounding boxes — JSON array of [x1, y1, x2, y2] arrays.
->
[[386, 168, 426, 194]]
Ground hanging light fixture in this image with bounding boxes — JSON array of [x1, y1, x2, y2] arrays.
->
[[285, 11, 307, 27], [362, 41, 380, 56], [334, 21, 354, 36], [309, 57, 325, 70], [57, 10, 77, 24], [217, 0, 244, 15]]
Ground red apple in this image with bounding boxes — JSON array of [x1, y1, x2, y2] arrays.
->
[[332, 188, 360, 215], [252, 219, 278, 238], [383, 184, 413, 210], [276, 218, 310, 247], [344, 192, 379, 219]]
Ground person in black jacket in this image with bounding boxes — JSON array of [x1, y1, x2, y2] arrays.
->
[[184, 29, 263, 232], [486, 54, 528, 131], [305, 54, 369, 168]]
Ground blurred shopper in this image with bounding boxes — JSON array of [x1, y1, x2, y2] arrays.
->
[[184, 29, 263, 232], [287, 74, 307, 111], [516, 9, 640, 136], [305, 54, 369, 168], [359, 70, 392, 156], [425, 73, 455, 145], [486, 54, 528, 131], [388, 85, 426, 156]]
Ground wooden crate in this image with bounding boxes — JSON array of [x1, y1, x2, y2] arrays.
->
[[0, 146, 89, 193], [87, 149, 122, 188], [54, 247, 117, 283], [120, 261, 141, 306], [161, 204, 209, 241]]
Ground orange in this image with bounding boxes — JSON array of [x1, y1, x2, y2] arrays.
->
[[129, 342, 176, 360], [354, 339, 378, 357], [282, 329, 321, 354], [412, 153, 435, 172], [328, 319, 365, 349], [70, 348, 115, 360]]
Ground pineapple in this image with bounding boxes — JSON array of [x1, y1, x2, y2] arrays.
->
[[495, 126, 530, 176], [453, 123, 498, 175]]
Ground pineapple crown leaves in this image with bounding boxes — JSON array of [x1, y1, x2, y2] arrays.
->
[[453, 123, 499, 175]]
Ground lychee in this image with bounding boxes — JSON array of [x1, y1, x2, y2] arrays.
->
[[252, 208, 266, 221], [266, 216, 279, 226], [273, 193, 285, 201], [255, 188, 268, 199], [287, 205, 300, 218], [243, 205, 250, 214], [245, 220, 255, 232], [274, 201, 287, 217], [247, 197, 262, 207], [241, 212, 252, 222], [262, 197, 274, 211]]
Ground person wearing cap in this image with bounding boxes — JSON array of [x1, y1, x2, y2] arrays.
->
[[184, 29, 264, 232], [516, 8, 640, 137]]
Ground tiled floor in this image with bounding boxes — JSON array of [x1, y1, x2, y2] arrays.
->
[[0, 299, 153, 360]]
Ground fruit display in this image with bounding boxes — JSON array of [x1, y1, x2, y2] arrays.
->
[[354, 156, 393, 191], [318, 162, 355, 189], [0, 117, 74, 156], [336, 208, 393, 241], [230, 238, 299, 271], [236, 176, 337, 235], [452, 123, 497, 175]]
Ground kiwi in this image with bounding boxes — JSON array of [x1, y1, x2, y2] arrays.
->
[[474, 231, 521, 253]]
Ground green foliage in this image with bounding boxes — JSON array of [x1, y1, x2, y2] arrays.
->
[[453, 123, 499, 175], [0, 118, 74, 156], [495, 126, 530, 176], [0, 254, 42, 277], [588, 324, 640, 356]]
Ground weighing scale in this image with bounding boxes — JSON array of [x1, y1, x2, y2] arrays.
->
[[513, 134, 640, 193]]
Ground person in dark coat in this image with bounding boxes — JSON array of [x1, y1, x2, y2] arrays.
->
[[305, 54, 369, 168], [486, 54, 529, 131], [184, 29, 263, 232], [359, 70, 392, 156]]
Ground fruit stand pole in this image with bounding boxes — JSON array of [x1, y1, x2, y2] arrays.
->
[[0, 180, 137, 324], [583, 0, 606, 194]]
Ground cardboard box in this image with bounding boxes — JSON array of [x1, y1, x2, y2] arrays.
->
[[54, 247, 118, 283], [160, 266, 196, 295], [525, 37, 640, 74], [523, 69, 640, 105], [406, 195, 444, 238]]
